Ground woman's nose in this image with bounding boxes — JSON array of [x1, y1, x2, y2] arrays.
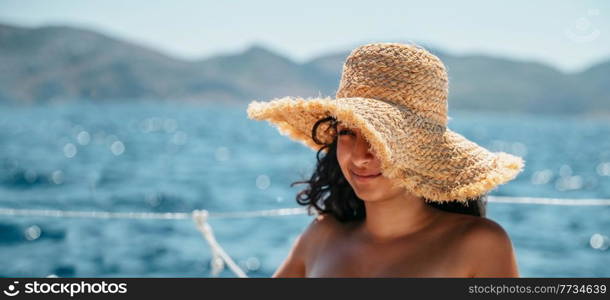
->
[[351, 135, 375, 164]]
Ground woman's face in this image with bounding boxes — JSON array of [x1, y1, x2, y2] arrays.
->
[[336, 122, 406, 202]]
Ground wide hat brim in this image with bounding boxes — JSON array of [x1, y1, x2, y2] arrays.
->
[[247, 96, 524, 203]]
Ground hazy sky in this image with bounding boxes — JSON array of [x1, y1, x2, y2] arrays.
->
[[1, 0, 608, 72]]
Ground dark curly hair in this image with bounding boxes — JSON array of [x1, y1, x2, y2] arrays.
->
[[291, 116, 487, 223]]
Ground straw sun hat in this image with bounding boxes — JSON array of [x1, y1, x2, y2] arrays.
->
[[247, 42, 524, 203]]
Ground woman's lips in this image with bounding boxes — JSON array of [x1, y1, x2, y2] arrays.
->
[[350, 169, 382, 182]]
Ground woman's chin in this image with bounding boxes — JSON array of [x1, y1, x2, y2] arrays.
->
[[353, 189, 386, 202]]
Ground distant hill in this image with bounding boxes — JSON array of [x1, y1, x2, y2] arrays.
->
[[0, 23, 608, 115]]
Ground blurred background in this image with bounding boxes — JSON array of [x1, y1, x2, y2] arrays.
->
[[0, 0, 608, 277]]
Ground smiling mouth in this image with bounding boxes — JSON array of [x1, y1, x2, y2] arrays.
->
[[350, 170, 382, 179]]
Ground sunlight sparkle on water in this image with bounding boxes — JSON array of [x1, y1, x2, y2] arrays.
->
[[256, 175, 271, 190], [244, 257, 261, 271], [51, 170, 64, 184], [25, 225, 41, 241], [590, 233, 609, 251], [597, 162, 610, 176], [77, 131, 91, 145], [531, 169, 553, 185], [110, 141, 125, 156], [170, 131, 187, 145], [63, 143, 77, 158]]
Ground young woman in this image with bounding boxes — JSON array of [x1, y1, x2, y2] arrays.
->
[[247, 42, 525, 277]]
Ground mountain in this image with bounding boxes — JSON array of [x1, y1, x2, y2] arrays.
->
[[0, 23, 608, 115], [195, 44, 327, 100], [573, 60, 610, 113], [0, 23, 193, 102]]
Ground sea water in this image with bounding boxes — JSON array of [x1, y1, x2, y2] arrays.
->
[[0, 100, 608, 277]]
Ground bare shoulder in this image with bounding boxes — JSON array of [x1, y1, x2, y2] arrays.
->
[[462, 217, 513, 249], [436, 211, 510, 243], [451, 215, 519, 277], [296, 213, 347, 267], [301, 213, 344, 242], [272, 213, 343, 277]]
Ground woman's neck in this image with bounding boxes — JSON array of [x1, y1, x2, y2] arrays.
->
[[358, 192, 442, 243]]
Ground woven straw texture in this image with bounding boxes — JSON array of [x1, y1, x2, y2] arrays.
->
[[247, 42, 524, 203]]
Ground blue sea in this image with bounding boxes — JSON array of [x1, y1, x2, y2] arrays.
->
[[0, 100, 609, 277]]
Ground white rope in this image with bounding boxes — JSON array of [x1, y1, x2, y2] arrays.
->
[[0, 197, 608, 221], [0, 207, 309, 220], [0, 196, 608, 221], [192, 210, 247, 278]]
